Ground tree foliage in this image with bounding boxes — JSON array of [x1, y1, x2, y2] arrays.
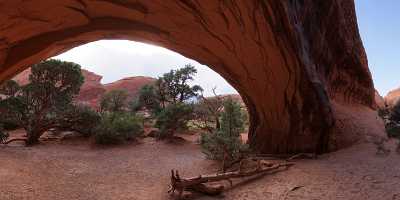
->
[[135, 64, 203, 113], [58, 104, 101, 137], [94, 112, 143, 144], [130, 85, 161, 114], [193, 88, 224, 131], [155, 103, 194, 139], [0, 80, 20, 97], [100, 89, 129, 113], [0, 59, 84, 145], [200, 98, 248, 163], [159, 64, 203, 104]]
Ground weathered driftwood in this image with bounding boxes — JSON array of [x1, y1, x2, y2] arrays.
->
[[3, 138, 27, 144], [169, 162, 294, 198], [246, 153, 317, 161]]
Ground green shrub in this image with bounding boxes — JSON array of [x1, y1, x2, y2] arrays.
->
[[200, 131, 248, 160], [100, 90, 129, 113], [59, 105, 101, 137], [94, 113, 143, 144], [0, 125, 9, 143], [0, 117, 19, 130], [200, 98, 248, 161], [154, 103, 193, 139]]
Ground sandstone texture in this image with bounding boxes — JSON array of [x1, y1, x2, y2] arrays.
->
[[384, 88, 400, 108], [0, 0, 379, 153], [104, 76, 156, 101], [74, 69, 106, 108], [374, 90, 386, 109], [13, 68, 155, 108]]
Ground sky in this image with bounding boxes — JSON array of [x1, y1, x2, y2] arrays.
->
[[54, 40, 237, 97], [355, 0, 400, 96], [54, 1, 399, 97]]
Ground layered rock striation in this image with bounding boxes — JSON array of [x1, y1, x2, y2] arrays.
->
[[0, 0, 380, 153]]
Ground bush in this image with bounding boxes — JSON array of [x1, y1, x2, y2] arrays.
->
[[155, 103, 193, 139], [386, 101, 400, 138], [94, 113, 143, 145], [200, 131, 248, 161], [59, 105, 101, 137], [0, 116, 19, 130], [200, 98, 248, 162], [100, 90, 129, 113], [0, 125, 9, 143]]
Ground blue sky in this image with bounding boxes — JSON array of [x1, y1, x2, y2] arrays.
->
[[356, 0, 400, 96]]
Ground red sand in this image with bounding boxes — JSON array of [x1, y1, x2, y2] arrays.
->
[[1, 131, 400, 200]]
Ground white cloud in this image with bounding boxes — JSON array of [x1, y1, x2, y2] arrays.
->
[[53, 40, 237, 96]]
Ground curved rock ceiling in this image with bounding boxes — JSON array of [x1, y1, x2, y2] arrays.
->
[[0, 0, 380, 153]]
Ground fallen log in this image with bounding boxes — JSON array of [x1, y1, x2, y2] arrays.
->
[[3, 138, 27, 144], [169, 162, 294, 198], [247, 153, 317, 161]]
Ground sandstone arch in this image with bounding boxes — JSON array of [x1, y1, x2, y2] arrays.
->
[[0, 0, 378, 154]]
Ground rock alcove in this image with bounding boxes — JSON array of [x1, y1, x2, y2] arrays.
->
[[0, 0, 383, 154]]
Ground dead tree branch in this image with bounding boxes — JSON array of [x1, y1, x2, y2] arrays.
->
[[169, 162, 294, 198]]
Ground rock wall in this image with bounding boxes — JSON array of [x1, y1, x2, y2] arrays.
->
[[375, 90, 386, 109], [0, 0, 379, 153]]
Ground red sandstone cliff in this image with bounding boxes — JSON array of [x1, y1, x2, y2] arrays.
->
[[385, 88, 400, 108], [104, 76, 156, 100], [375, 90, 386, 109], [12, 68, 155, 108], [74, 69, 106, 108], [0, 0, 382, 153]]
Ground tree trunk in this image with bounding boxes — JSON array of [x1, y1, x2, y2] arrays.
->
[[215, 116, 220, 130], [25, 129, 42, 145]]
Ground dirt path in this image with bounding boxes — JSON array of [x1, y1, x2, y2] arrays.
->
[[1, 133, 400, 200]]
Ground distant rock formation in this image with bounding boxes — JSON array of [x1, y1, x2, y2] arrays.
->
[[375, 90, 386, 109], [12, 68, 155, 109], [385, 88, 400, 108], [104, 76, 156, 101], [74, 69, 106, 108]]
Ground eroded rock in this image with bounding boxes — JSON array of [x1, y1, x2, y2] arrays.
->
[[0, 0, 379, 153], [13, 68, 155, 109]]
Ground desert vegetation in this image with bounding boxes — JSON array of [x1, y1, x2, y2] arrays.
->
[[0, 60, 249, 154], [0, 59, 297, 199]]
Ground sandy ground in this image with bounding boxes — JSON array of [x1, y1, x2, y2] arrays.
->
[[1, 131, 400, 200]]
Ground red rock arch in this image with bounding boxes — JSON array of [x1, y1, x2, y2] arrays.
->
[[0, 0, 378, 153]]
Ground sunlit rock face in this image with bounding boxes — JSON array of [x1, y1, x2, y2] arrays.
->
[[0, 0, 379, 153], [374, 90, 386, 109], [385, 88, 400, 108]]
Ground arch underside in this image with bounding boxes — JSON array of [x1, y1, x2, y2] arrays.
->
[[0, 0, 379, 153]]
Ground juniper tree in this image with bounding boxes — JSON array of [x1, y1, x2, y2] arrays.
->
[[0, 59, 84, 145]]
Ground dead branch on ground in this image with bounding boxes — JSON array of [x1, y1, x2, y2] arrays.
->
[[169, 161, 294, 199], [3, 138, 27, 144]]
